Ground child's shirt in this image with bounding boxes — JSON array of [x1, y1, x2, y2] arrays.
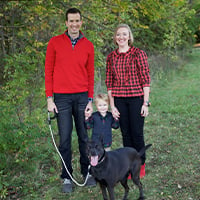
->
[[85, 111, 119, 147]]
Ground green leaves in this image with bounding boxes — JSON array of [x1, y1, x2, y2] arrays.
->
[[0, 1, 199, 198]]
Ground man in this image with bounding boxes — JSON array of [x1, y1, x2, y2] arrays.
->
[[45, 8, 96, 193]]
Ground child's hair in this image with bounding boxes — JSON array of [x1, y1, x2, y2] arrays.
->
[[94, 93, 109, 105]]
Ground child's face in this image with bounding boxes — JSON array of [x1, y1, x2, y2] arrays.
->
[[96, 99, 108, 116]]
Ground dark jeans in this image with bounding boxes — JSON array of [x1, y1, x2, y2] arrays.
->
[[54, 92, 89, 179], [114, 96, 146, 164]]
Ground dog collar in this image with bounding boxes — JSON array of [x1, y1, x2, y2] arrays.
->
[[97, 150, 106, 165]]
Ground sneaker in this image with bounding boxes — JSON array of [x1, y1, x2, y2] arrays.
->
[[128, 173, 132, 180], [85, 174, 96, 187], [128, 164, 146, 180], [62, 178, 73, 193], [140, 163, 146, 178]]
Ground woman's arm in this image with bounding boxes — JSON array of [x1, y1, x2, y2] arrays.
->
[[108, 90, 120, 120], [141, 86, 150, 117]]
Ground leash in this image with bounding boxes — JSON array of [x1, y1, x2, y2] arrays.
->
[[47, 111, 91, 187]]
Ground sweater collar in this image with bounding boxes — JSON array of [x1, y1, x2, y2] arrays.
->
[[65, 30, 84, 40], [65, 30, 84, 47]]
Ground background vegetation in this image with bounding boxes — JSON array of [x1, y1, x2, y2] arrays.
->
[[0, 0, 200, 199]]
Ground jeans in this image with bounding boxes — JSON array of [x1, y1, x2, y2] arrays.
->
[[54, 92, 89, 179], [114, 96, 146, 164]]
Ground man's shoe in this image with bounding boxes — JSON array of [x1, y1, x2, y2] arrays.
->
[[85, 174, 96, 187], [140, 163, 146, 178], [62, 178, 73, 193]]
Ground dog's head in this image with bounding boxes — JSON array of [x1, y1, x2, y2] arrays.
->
[[87, 139, 105, 167]]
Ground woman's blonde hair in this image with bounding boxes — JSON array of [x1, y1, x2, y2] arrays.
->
[[94, 93, 109, 105], [113, 24, 134, 46]]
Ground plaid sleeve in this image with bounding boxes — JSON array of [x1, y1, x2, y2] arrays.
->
[[105, 53, 113, 90], [111, 117, 119, 129], [137, 50, 151, 87], [85, 115, 94, 129]]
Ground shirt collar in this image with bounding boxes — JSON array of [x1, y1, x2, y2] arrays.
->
[[114, 46, 135, 56], [97, 111, 108, 120], [65, 30, 84, 47]]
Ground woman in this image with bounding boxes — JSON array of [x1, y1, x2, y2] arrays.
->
[[105, 24, 151, 178]]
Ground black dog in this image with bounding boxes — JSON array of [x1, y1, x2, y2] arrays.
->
[[87, 140, 152, 200]]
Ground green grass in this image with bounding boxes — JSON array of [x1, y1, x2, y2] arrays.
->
[[3, 49, 200, 200]]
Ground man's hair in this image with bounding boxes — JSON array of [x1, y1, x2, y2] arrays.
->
[[66, 8, 82, 21], [94, 93, 109, 105]]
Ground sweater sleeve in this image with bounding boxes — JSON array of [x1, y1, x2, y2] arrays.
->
[[45, 38, 56, 97], [87, 42, 95, 98]]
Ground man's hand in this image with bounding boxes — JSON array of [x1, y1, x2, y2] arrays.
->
[[47, 97, 58, 113], [85, 101, 93, 119]]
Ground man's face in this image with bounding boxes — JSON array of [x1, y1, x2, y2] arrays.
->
[[65, 13, 82, 37]]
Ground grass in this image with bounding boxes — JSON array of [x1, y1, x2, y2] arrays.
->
[[3, 49, 200, 200]]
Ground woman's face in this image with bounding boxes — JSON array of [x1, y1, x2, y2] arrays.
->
[[115, 27, 130, 47]]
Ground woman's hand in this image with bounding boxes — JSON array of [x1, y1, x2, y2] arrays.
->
[[111, 106, 120, 120], [141, 105, 149, 117]]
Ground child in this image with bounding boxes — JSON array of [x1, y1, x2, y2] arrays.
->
[[85, 93, 119, 151]]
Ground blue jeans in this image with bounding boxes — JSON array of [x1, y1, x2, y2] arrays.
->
[[114, 96, 146, 164], [54, 92, 89, 179]]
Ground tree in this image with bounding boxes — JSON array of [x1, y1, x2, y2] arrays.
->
[[0, 1, 199, 197]]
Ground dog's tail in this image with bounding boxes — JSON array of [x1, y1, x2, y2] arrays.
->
[[139, 144, 152, 157]]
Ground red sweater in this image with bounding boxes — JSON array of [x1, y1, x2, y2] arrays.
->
[[45, 31, 94, 98]]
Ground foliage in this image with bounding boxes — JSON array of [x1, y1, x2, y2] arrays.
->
[[1, 49, 199, 199], [0, 0, 200, 199]]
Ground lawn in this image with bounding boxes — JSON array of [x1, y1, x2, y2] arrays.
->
[[3, 49, 200, 200]]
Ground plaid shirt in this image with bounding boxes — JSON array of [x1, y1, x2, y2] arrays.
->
[[85, 111, 119, 147], [105, 46, 150, 97]]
